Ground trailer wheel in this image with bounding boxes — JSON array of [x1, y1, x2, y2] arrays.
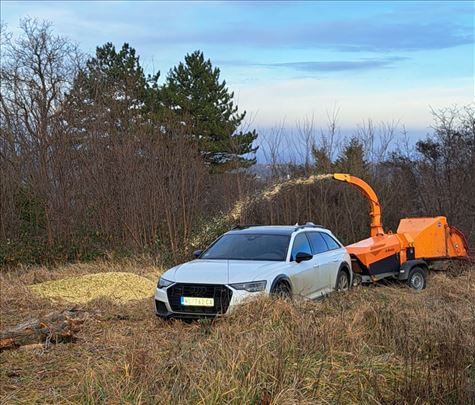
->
[[407, 267, 427, 291], [352, 273, 362, 287]]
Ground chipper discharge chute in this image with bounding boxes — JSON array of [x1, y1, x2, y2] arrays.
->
[[332, 173, 469, 289]]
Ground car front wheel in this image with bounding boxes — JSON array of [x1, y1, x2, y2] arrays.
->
[[271, 280, 292, 299]]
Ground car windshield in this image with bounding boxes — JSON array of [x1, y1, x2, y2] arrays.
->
[[200, 234, 290, 261]]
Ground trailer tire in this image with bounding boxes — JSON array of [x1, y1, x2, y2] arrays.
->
[[352, 273, 362, 287], [407, 266, 427, 291]]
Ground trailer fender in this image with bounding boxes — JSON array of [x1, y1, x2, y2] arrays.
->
[[398, 260, 428, 281]]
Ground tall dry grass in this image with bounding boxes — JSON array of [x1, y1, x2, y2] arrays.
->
[[1, 262, 474, 404]]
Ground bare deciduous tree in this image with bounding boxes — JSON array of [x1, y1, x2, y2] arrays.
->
[[1, 18, 82, 246]]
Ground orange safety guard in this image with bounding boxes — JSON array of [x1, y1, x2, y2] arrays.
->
[[397, 217, 469, 259]]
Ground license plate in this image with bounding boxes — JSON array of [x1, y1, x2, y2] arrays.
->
[[180, 296, 214, 307]]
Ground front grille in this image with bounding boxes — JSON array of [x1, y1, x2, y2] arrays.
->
[[167, 283, 233, 315]]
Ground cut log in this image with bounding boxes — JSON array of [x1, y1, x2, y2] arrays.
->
[[0, 309, 88, 351]]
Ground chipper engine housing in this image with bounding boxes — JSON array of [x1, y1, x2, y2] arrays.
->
[[332, 173, 469, 285]]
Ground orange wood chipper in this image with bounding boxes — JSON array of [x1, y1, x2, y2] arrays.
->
[[332, 173, 469, 289]]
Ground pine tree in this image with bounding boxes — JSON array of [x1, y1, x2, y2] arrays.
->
[[66, 42, 159, 135], [312, 146, 333, 174], [161, 51, 258, 172], [334, 137, 369, 176]]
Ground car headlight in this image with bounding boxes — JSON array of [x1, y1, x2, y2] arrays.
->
[[157, 277, 173, 289], [230, 280, 267, 292]]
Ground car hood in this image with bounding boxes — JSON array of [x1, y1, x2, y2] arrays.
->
[[163, 259, 285, 284]]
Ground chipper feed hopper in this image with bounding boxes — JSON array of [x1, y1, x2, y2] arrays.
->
[[332, 173, 469, 289]]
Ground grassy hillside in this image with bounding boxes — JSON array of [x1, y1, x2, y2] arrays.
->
[[1, 261, 474, 404]]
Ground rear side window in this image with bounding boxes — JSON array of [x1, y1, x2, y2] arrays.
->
[[321, 233, 341, 250], [291, 233, 312, 261], [307, 232, 329, 254]]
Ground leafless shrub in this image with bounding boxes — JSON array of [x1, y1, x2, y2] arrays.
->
[[0, 18, 82, 247]]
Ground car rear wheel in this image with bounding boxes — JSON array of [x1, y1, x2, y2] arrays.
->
[[271, 281, 292, 299], [336, 270, 350, 291]]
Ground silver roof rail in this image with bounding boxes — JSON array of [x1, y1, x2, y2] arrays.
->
[[295, 222, 325, 230]]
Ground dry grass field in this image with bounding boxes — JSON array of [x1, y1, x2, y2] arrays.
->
[[1, 261, 474, 404]]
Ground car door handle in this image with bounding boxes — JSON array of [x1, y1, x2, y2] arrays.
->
[[313, 264, 320, 268]]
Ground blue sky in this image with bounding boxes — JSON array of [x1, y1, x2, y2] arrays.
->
[[1, 1, 474, 137]]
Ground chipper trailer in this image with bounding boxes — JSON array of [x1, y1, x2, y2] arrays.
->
[[331, 173, 469, 289]]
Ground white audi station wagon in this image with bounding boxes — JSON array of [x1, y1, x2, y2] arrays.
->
[[155, 224, 352, 319]]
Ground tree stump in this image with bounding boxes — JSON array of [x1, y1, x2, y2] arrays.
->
[[0, 309, 88, 351]]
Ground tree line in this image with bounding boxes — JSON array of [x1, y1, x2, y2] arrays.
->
[[246, 107, 475, 249], [0, 19, 258, 264], [1, 19, 474, 266]]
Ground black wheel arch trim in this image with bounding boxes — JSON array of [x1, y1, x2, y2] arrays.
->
[[270, 274, 293, 293], [399, 259, 428, 281]]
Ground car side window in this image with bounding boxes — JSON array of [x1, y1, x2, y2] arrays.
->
[[321, 233, 341, 250], [291, 233, 312, 261], [307, 232, 329, 254]]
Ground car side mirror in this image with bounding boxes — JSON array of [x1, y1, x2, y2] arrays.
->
[[295, 252, 313, 263], [193, 249, 203, 259]]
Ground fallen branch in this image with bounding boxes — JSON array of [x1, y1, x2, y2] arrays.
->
[[0, 309, 88, 351]]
